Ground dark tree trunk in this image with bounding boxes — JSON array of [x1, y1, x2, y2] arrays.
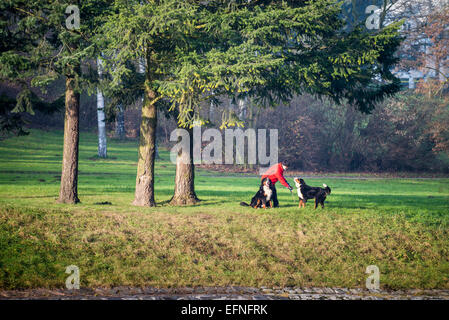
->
[[132, 67, 157, 207], [169, 124, 199, 206], [58, 74, 80, 204]]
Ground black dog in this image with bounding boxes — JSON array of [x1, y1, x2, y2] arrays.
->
[[240, 178, 273, 209], [294, 178, 331, 209]]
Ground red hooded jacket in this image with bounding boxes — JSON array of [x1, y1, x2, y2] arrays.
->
[[261, 163, 292, 189]]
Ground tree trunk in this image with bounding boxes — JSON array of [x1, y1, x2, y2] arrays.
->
[[209, 90, 215, 123], [169, 125, 199, 205], [115, 104, 125, 140], [238, 97, 248, 169], [58, 74, 80, 204], [97, 88, 107, 158], [97, 56, 107, 157], [132, 73, 157, 207]]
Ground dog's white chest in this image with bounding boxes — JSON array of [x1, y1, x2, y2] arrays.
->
[[263, 185, 272, 201], [295, 181, 304, 199], [296, 188, 304, 199]]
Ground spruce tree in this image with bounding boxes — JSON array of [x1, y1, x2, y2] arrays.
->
[[99, 0, 204, 206], [100, 0, 402, 206], [0, 0, 111, 203]]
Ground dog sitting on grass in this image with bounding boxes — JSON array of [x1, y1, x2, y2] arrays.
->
[[240, 177, 273, 209], [294, 178, 331, 209]]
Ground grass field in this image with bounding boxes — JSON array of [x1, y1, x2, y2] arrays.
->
[[0, 129, 448, 290]]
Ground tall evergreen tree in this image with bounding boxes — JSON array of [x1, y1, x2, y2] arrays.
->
[[0, 0, 111, 203], [99, 0, 204, 206], [100, 0, 402, 206], [162, 0, 403, 204]]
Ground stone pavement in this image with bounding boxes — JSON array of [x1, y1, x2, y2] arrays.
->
[[1, 286, 448, 300]]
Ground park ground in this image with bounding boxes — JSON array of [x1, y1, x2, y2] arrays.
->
[[0, 130, 448, 290]]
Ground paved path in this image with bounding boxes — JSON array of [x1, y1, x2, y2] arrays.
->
[[1, 287, 448, 300]]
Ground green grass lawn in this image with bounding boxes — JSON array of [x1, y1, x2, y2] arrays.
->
[[0, 129, 448, 290]]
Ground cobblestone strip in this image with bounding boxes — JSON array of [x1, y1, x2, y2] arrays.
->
[[1, 287, 448, 300]]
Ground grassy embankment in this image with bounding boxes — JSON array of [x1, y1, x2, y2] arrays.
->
[[0, 130, 448, 289]]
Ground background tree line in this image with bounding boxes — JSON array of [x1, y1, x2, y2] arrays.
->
[[8, 77, 447, 174]]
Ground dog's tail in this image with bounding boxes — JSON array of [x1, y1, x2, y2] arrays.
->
[[240, 202, 250, 207], [323, 184, 331, 194]]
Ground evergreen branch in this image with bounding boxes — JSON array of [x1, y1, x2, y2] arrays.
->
[[13, 7, 46, 22]]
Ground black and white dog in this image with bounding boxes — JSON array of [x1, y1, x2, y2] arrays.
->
[[240, 178, 273, 209], [294, 178, 331, 209]]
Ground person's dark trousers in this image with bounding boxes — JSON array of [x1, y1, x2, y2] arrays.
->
[[271, 183, 279, 207]]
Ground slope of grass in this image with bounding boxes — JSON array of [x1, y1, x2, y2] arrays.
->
[[0, 129, 448, 290]]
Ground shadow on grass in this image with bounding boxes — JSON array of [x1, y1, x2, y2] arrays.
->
[[155, 199, 222, 207], [10, 193, 102, 199], [194, 190, 449, 211], [91, 188, 447, 211], [330, 194, 449, 210]]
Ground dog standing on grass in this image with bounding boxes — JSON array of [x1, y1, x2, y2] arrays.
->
[[294, 178, 331, 209], [240, 177, 274, 209]]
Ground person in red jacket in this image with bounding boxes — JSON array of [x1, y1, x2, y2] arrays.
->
[[261, 161, 293, 207]]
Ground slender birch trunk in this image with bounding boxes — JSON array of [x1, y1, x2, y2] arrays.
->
[[209, 90, 215, 123], [97, 57, 107, 158]]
